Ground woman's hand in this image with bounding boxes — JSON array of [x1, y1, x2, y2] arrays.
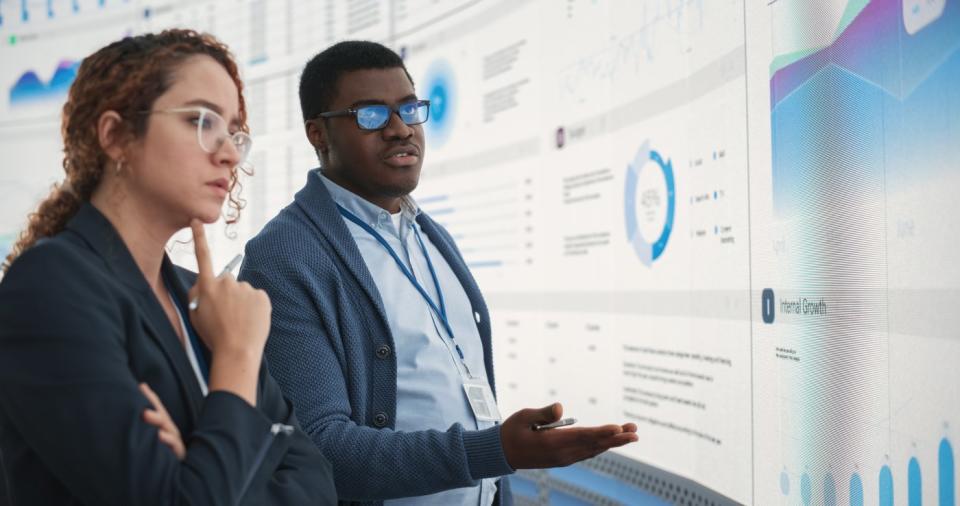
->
[[187, 219, 271, 358], [187, 220, 271, 406], [140, 383, 185, 460]]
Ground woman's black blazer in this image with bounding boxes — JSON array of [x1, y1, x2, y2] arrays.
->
[[0, 204, 336, 505]]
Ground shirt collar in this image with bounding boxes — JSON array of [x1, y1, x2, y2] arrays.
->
[[319, 171, 420, 234]]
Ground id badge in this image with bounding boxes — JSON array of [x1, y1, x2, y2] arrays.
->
[[463, 379, 502, 422]]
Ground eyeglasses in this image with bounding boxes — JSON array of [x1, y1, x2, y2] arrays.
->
[[317, 99, 430, 131], [144, 107, 252, 164]]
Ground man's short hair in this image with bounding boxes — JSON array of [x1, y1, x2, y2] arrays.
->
[[299, 41, 414, 122]]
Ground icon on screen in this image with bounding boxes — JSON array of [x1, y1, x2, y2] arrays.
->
[[762, 288, 775, 324]]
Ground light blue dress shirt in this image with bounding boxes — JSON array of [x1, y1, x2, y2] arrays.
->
[[321, 174, 498, 506]]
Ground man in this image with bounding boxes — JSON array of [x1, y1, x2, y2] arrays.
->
[[239, 41, 638, 505]]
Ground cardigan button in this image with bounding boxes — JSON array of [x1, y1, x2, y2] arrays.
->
[[373, 413, 389, 427], [375, 344, 391, 359]]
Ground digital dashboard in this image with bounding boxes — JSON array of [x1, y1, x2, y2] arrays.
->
[[1, 1, 957, 504]]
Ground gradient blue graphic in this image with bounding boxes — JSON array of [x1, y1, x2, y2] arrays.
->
[[909, 457, 922, 506], [849, 472, 863, 506], [771, 1, 960, 503], [771, 0, 960, 215], [823, 472, 836, 506], [422, 60, 455, 147], [800, 472, 812, 505], [623, 141, 675, 267], [548, 466, 669, 505], [9, 60, 80, 106], [879, 464, 894, 506], [941, 438, 955, 506]]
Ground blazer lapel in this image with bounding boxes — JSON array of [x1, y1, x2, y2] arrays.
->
[[65, 204, 205, 422], [293, 170, 392, 333], [132, 272, 205, 422], [163, 261, 214, 377]]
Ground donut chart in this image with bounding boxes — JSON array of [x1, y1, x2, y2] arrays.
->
[[624, 141, 675, 266]]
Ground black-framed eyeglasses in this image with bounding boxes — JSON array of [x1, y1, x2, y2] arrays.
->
[[317, 99, 430, 131]]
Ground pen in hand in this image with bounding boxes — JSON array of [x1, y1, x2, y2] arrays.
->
[[532, 417, 577, 431], [219, 253, 244, 277], [188, 253, 243, 311]]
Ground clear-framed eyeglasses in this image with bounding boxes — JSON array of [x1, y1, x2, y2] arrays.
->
[[144, 107, 252, 165]]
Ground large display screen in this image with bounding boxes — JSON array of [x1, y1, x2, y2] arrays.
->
[[1, 1, 957, 504]]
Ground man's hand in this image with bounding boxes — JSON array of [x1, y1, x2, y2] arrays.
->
[[500, 402, 638, 469]]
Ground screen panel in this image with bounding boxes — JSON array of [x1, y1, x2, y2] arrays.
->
[[747, 0, 960, 504], [1, 1, 958, 504]]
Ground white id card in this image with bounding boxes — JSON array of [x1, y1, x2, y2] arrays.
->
[[463, 380, 502, 422]]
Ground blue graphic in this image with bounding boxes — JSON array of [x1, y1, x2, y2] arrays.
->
[[10, 0, 90, 24], [548, 466, 669, 505], [10, 60, 80, 106], [624, 141, 675, 267], [422, 60, 455, 147], [823, 473, 836, 506], [940, 438, 954, 506], [509, 475, 538, 500], [879, 465, 894, 506], [771, 0, 960, 215], [800, 472, 812, 505], [909, 457, 922, 506], [770, 2, 960, 502], [780, 470, 790, 495], [761, 288, 776, 324], [849, 472, 863, 506]]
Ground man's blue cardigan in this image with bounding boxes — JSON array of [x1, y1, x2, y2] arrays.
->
[[239, 169, 514, 505]]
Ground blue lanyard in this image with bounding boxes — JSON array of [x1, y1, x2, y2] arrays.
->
[[337, 204, 468, 363]]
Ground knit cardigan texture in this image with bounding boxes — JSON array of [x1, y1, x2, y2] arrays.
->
[[239, 169, 514, 505]]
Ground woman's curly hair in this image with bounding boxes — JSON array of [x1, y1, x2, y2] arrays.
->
[[3, 29, 248, 272]]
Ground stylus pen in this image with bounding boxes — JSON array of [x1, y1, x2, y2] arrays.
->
[[188, 254, 244, 311], [219, 253, 244, 277], [532, 417, 577, 431]]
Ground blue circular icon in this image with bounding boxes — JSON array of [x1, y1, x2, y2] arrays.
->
[[423, 60, 455, 146], [624, 141, 675, 266]]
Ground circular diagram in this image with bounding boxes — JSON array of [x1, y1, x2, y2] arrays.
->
[[623, 141, 675, 266], [422, 60, 456, 147]]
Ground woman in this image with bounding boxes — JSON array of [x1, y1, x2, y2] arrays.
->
[[0, 30, 335, 505]]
